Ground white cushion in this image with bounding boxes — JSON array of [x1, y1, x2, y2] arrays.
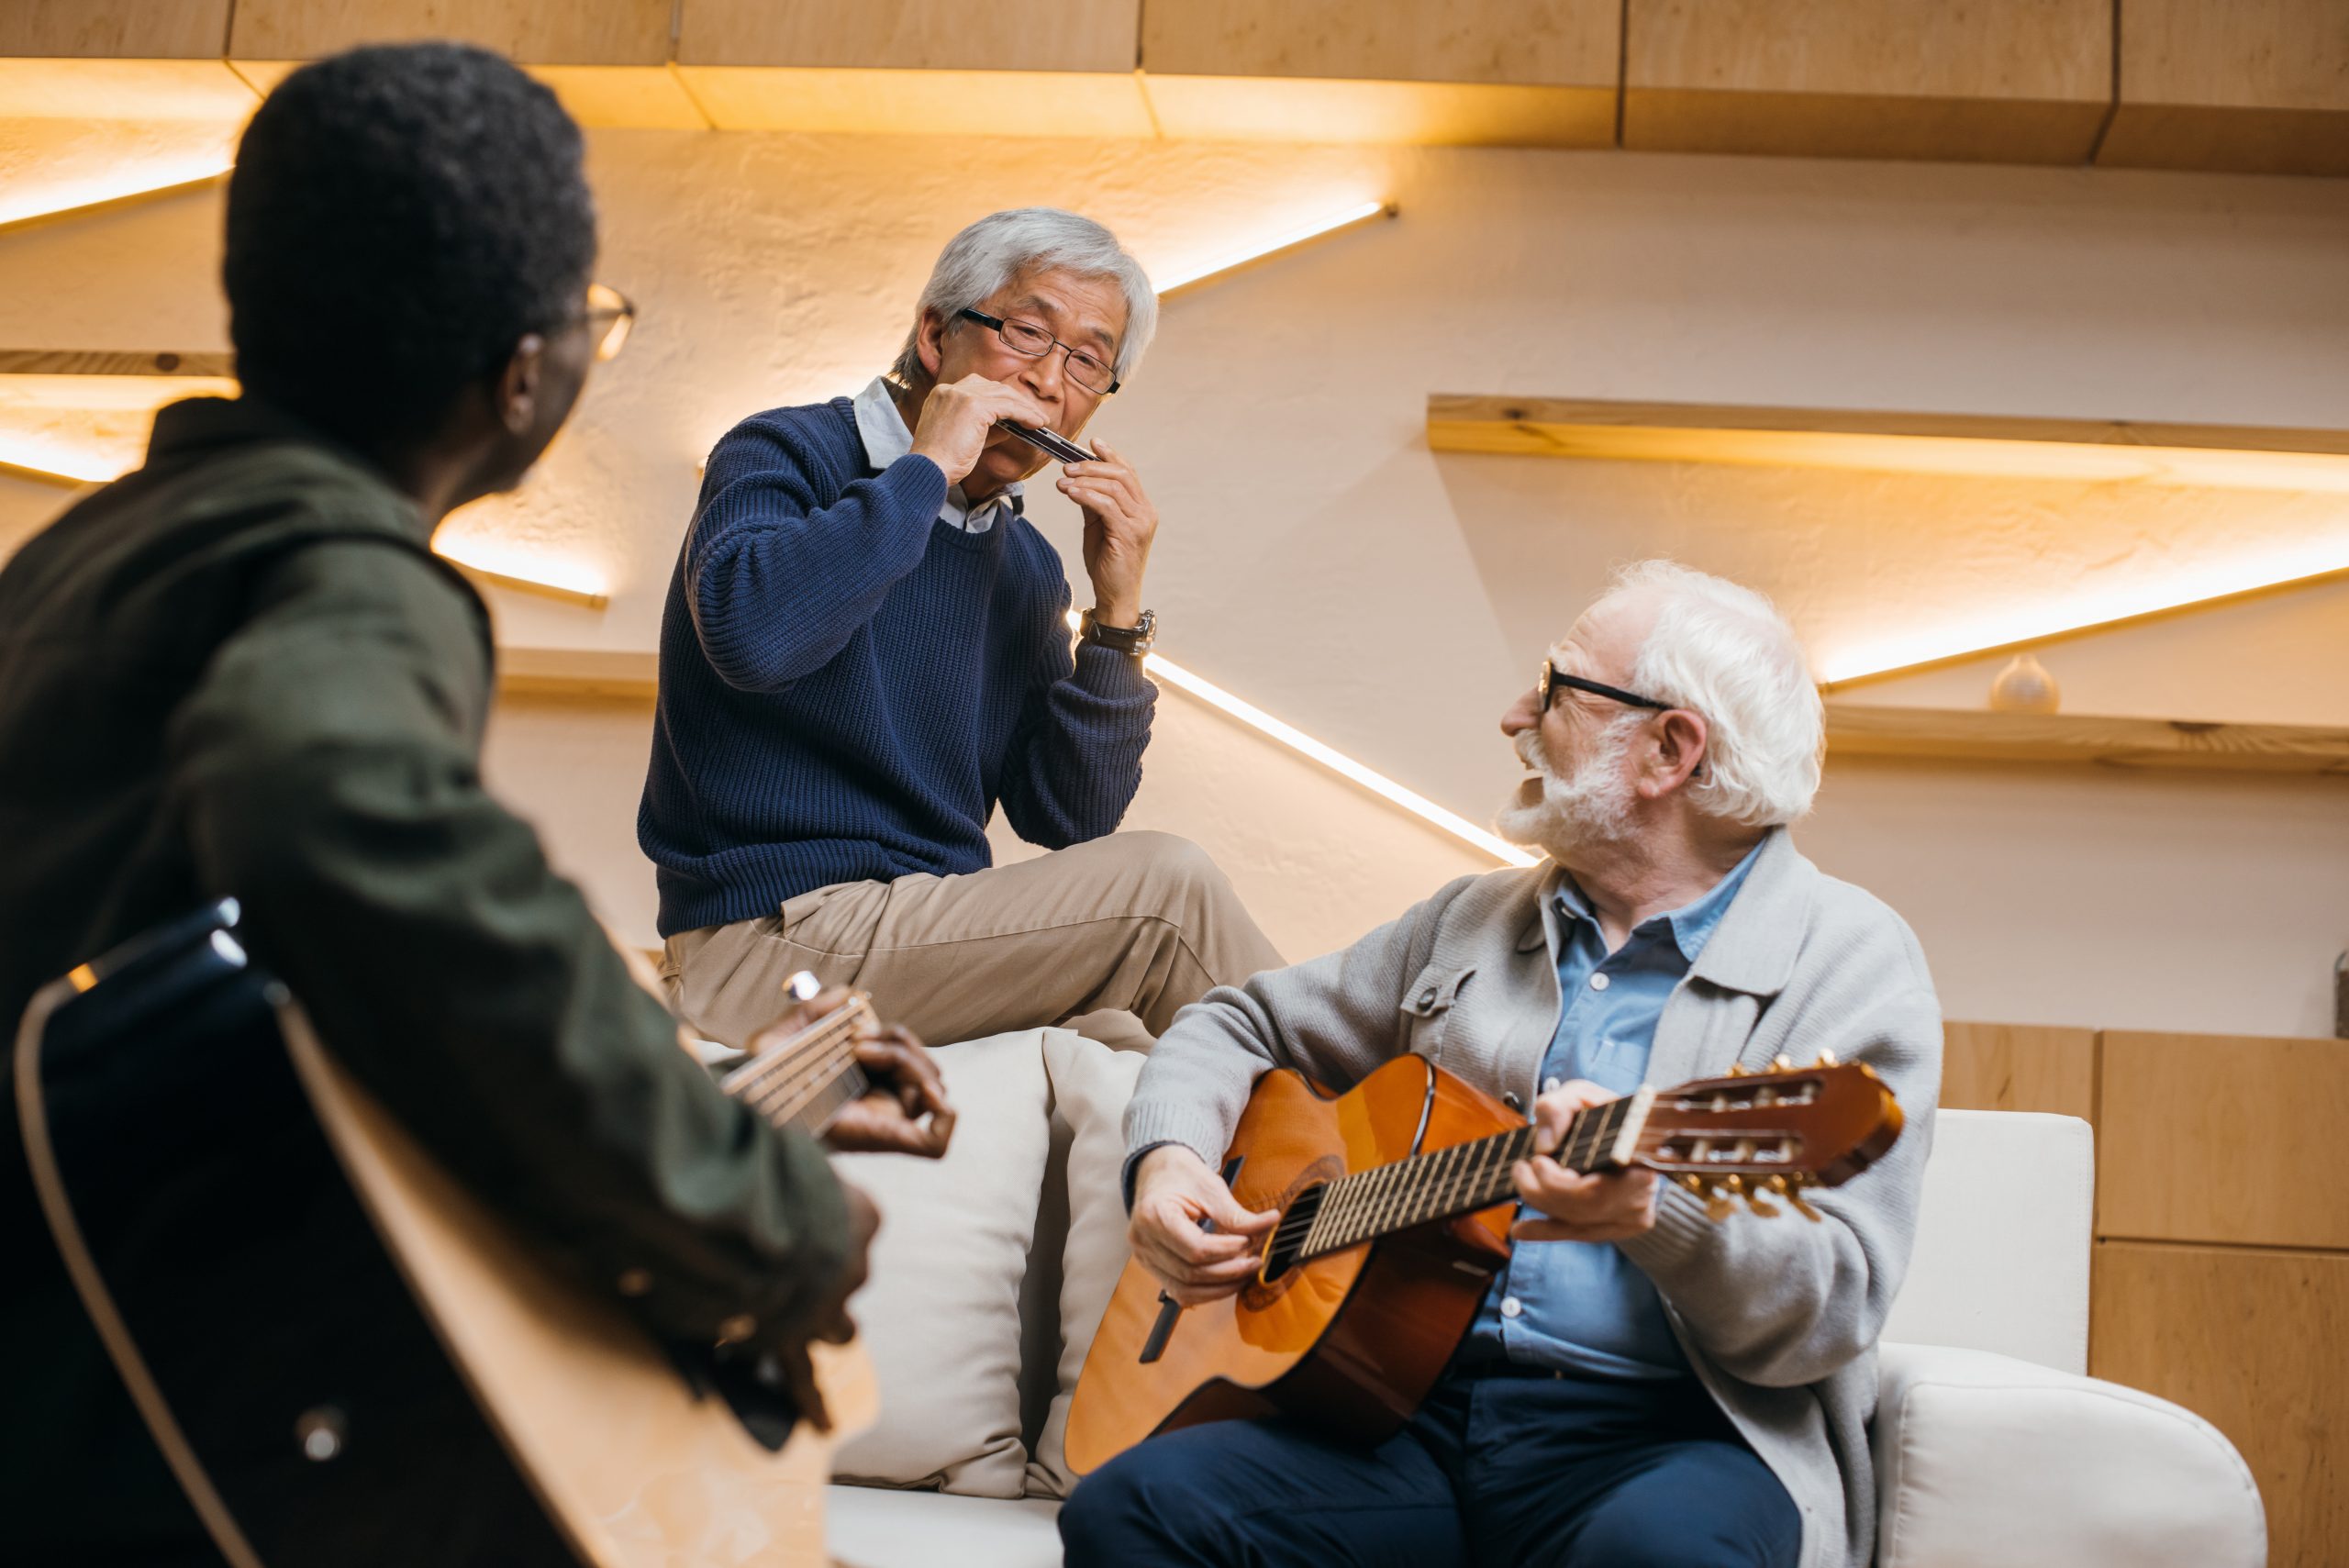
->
[[1883, 1109, 2092, 1373], [827, 1484, 1062, 1568], [1874, 1342, 2266, 1567], [831, 1031, 1051, 1497], [1026, 1031, 1147, 1496]]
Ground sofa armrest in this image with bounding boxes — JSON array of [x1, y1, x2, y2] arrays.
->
[[1874, 1342, 2265, 1568]]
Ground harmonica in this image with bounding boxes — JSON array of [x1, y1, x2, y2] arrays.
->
[[1002, 420, 1095, 465]]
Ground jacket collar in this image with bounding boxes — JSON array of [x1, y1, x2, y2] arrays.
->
[[1513, 828, 1814, 997], [146, 396, 428, 542]]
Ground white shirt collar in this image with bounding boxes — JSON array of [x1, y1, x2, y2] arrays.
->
[[852, 375, 1020, 535]]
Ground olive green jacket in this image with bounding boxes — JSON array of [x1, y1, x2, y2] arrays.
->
[[0, 397, 849, 1561]]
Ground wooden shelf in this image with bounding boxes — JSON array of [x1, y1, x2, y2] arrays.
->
[[497, 648, 655, 700], [1425, 395, 2349, 489], [1824, 703, 2349, 775]]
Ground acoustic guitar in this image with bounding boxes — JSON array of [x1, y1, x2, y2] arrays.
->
[[1064, 1051, 1903, 1475], [15, 900, 881, 1568]]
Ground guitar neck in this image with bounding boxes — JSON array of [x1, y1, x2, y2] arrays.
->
[[1289, 1088, 1652, 1262], [718, 999, 874, 1140]]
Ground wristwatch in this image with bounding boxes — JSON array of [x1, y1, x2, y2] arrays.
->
[[1080, 607, 1156, 658]]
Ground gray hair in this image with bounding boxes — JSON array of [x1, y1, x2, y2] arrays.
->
[[1596, 560, 1824, 828], [891, 207, 1157, 389]]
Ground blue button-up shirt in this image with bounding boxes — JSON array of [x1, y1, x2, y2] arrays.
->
[[1466, 841, 1765, 1378]]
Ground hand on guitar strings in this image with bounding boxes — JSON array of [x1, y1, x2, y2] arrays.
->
[[1128, 1143, 1281, 1306], [1509, 1079, 1660, 1244], [750, 985, 959, 1158], [776, 1180, 881, 1432]]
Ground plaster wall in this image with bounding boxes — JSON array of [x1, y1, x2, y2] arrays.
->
[[3, 128, 2343, 1037]]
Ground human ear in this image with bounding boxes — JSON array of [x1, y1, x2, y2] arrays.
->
[[495, 334, 548, 436], [916, 308, 949, 379]]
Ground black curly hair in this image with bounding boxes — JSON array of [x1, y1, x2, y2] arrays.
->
[[224, 42, 597, 448]]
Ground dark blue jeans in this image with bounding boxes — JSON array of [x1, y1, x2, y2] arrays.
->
[[1060, 1364, 1801, 1568]]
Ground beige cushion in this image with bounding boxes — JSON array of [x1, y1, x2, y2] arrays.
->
[[1026, 1030, 1146, 1496], [827, 1484, 1063, 1568], [831, 1030, 1051, 1497]]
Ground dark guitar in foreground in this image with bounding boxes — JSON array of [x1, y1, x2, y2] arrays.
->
[[1064, 1053, 1902, 1475], [15, 903, 878, 1568]]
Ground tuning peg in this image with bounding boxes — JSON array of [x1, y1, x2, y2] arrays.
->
[[1771, 1054, 1792, 1071], [1721, 1174, 1745, 1195], [1724, 1063, 1746, 1076], [1679, 1174, 1708, 1195], [1814, 1049, 1838, 1066], [1704, 1187, 1736, 1222], [1775, 1175, 1823, 1222], [1744, 1190, 1781, 1218]]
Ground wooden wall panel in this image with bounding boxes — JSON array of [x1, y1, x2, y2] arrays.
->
[[2099, 1030, 2349, 1251], [1624, 0, 2111, 164], [1140, 0, 1620, 89], [678, 0, 1138, 74], [2092, 1242, 2344, 1568], [229, 0, 674, 66], [0, 1, 228, 59], [1940, 1022, 2097, 1120], [2100, 0, 2349, 176]]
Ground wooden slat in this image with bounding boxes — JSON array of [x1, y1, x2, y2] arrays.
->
[[1139, 0, 1619, 88], [1140, 75, 1615, 149], [672, 66, 1155, 138], [2101, 0, 2349, 178], [0, 1, 229, 58], [229, 0, 673, 66], [1426, 394, 2349, 462], [2099, 1031, 2349, 1250], [1940, 1022, 2097, 1122], [1623, 0, 2111, 164], [227, 58, 709, 130], [2091, 1241, 2345, 1568], [1823, 705, 2349, 776], [678, 0, 1138, 73], [0, 350, 234, 378]]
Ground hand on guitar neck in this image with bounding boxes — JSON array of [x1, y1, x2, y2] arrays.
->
[[741, 984, 957, 1158], [1509, 1078, 1659, 1244]]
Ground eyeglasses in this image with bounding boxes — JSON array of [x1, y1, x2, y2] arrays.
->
[[1537, 658, 1673, 715], [582, 283, 636, 362], [957, 308, 1119, 395]]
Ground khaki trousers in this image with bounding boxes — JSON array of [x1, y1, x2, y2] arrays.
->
[[661, 831, 1285, 1051]]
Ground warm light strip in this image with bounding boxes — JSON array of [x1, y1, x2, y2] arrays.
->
[[1818, 540, 2349, 686], [1060, 613, 1532, 865], [429, 538, 612, 606], [1153, 201, 1397, 297], [0, 162, 235, 235]]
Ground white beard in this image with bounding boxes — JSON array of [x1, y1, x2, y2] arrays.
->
[[1495, 721, 1638, 860]]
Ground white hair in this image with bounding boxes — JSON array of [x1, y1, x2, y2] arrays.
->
[[891, 207, 1157, 389], [1596, 560, 1823, 828]]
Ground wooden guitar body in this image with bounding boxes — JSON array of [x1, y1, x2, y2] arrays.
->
[[1064, 1055, 1518, 1473], [16, 903, 867, 1567]]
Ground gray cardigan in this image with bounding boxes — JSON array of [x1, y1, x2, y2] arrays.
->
[[1125, 828, 1943, 1568]]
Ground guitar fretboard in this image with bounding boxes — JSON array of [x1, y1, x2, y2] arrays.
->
[[1280, 1093, 1639, 1265], [718, 1000, 874, 1140]]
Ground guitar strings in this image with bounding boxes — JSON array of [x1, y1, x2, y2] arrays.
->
[[1296, 1095, 1633, 1259], [732, 1007, 872, 1128]]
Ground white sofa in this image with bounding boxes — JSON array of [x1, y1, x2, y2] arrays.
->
[[824, 1035, 2265, 1568]]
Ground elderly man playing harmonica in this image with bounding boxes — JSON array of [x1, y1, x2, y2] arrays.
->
[[643, 208, 1280, 1052]]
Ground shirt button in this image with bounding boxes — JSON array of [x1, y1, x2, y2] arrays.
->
[[1419, 987, 1437, 1006], [1501, 1090, 1523, 1110], [1589, 973, 1610, 992], [1500, 1296, 1523, 1319], [1542, 1076, 1561, 1094]]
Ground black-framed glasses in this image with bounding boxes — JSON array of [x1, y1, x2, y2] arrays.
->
[[582, 283, 636, 362], [957, 308, 1119, 395], [1538, 658, 1673, 714]]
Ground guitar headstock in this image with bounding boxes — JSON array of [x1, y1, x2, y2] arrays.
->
[[1631, 1055, 1903, 1221]]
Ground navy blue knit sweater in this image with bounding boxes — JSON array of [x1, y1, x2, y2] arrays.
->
[[638, 397, 1155, 938]]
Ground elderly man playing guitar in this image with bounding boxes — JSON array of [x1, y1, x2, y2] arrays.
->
[[1063, 561, 1943, 1568]]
